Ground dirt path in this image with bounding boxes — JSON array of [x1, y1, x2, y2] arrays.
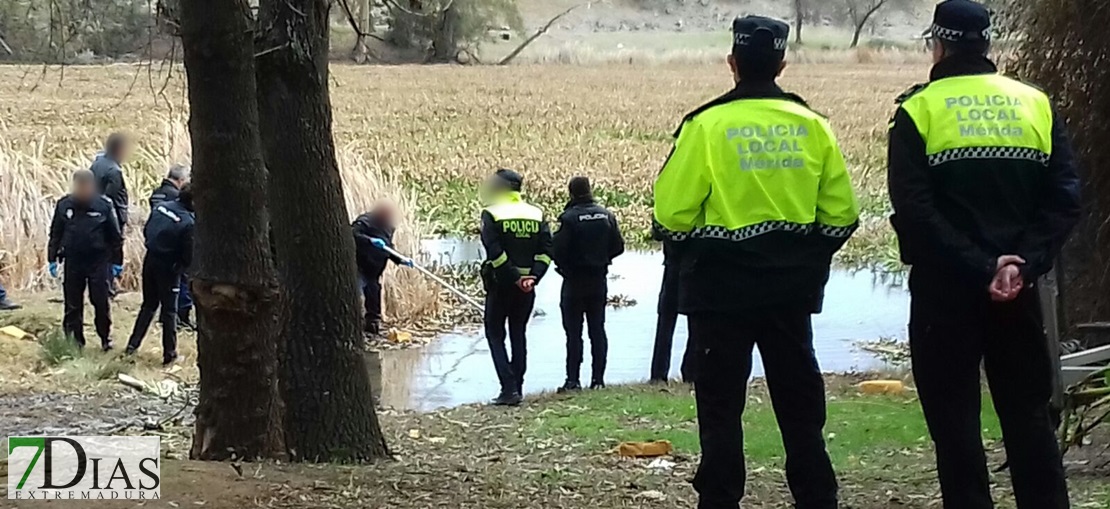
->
[[5, 383, 1108, 509]]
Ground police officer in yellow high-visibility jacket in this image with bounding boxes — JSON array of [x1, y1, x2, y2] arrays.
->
[[654, 16, 859, 509], [888, 2, 1080, 508], [480, 169, 553, 407]]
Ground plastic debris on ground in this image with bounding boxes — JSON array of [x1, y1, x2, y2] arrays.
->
[[617, 440, 673, 458], [858, 380, 905, 395], [0, 325, 35, 341]]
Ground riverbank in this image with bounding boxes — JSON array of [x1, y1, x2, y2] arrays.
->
[[5, 381, 1109, 508]]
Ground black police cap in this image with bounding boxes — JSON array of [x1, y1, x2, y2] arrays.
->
[[494, 168, 523, 191], [930, 0, 991, 43], [732, 15, 790, 56]]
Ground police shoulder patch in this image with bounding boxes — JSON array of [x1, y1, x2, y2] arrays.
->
[[896, 83, 930, 104]]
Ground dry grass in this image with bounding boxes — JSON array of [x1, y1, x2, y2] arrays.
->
[[0, 62, 924, 314]]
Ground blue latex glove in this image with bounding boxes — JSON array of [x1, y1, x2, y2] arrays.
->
[[370, 238, 387, 249], [48, 262, 59, 278], [401, 258, 415, 268], [111, 265, 124, 278]]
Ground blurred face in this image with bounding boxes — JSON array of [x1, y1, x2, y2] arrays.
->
[[371, 200, 398, 227], [479, 176, 510, 205], [72, 178, 96, 203], [110, 139, 133, 164]]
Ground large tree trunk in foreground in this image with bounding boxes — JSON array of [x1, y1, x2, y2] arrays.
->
[[180, 0, 285, 460], [256, 0, 389, 461], [1016, 0, 1110, 325]]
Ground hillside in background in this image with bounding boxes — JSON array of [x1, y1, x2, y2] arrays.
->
[[517, 0, 931, 42]]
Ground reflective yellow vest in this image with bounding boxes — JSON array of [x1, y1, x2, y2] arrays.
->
[[899, 74, 1055, 166], [654, 98, 859, 240]]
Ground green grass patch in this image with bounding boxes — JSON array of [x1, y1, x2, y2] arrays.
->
[[40, 327, 82, 366], [526, 383, 1003, 469]]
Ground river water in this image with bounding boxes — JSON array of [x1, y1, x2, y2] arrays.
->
[[368, 239, 909, 411]]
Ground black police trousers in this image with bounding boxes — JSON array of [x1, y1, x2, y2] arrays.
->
[[650, 264, 697, 382], [63, 257, 112, 348], [360, 272, 383, 334], [690, 307, 837, 509], [560, 274, 608, 384], [909, 269, 1069, 509], [127, 256, 181, 362], [485, 282, 536, 395]]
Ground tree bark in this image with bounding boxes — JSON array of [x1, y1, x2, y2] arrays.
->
[[351, 0, 373, 62], [849, 1, 885, 48], [1015, 0, 1110, 326], [179, 0, 285, 461], [255, 0, 390, 462], [430, 3, 460, 63], [794, 0, 804, 45]]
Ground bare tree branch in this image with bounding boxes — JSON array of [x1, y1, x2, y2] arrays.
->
[[383, 0, 453, 19], [497, 3, 583, 66]]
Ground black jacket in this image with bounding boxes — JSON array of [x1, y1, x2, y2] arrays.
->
[[352, 213, 402, 278], [553, 197, 624, 277], [48, 194, 123, 265], [148, 179, 180, 210], [90, 154, 130, 227], [888, 55, 1081, 289], [479, 194, 553, 286], [144, 199, 195, 271]]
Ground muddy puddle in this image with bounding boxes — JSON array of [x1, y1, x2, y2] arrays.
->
[[368, 239, 910, 411]]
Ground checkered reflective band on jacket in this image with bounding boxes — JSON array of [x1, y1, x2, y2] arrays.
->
[[900, 74, 1054, 170], [652, 94, 860, 313]]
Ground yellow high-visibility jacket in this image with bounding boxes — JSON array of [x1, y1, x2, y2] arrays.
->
[[653, 82, 860, 313]]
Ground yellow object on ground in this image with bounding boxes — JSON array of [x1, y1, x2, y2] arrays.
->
[[0, 325, 34, 341], [858, 380, 905, 395], [617, 440, 673, 458], [388, 330, 413, 343]]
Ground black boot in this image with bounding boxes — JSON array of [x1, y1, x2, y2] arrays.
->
[[162, 352, 178, 367], [491, 391, 523, 407], [557, 380, 582, 394], [590, 379, 606, 390]]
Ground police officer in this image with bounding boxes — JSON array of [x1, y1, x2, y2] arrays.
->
[[90, 133, 131, 296], [648, 229, 695, 383], [352, 200, 413, 336], [888, 2, 1079, 507], [480, 169, 553, 406], [653, 16, 859, 509], [148, 163, 190, 209], [148, 163, 195, 330], [48, 170, 124, 350], [552, 176, 624, 392], [127, 185, 195, 365]]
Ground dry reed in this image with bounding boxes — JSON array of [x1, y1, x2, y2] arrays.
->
[[0, 117, 438, 323]]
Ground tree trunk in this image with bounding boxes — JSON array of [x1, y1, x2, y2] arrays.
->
[[849, 2, 885, 49], [255, 0, 390, 462], [851, 21, 864, 48], [179, 0, 285, 461], [430, 4, 459, 63], [1016, 0, 1110, 326], [794, 0, 804, 45], [350, 0, 373, 62]]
